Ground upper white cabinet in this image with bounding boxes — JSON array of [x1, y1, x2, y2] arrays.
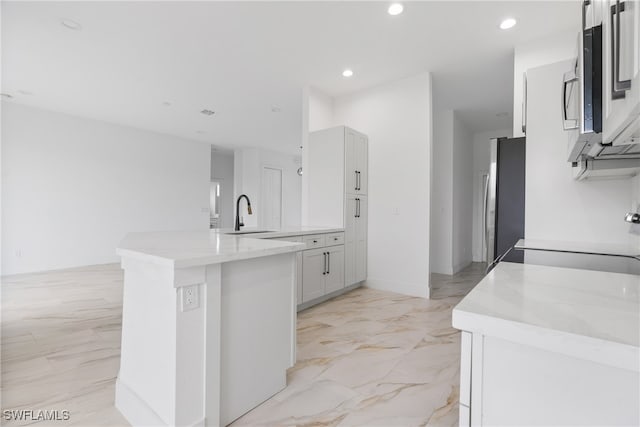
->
[[345, 128, 368, 195], [601, 0, 640, 145]]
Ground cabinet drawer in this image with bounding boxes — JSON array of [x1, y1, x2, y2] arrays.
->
[[303, 234, 325, 249], [325, 232, 344, 246]]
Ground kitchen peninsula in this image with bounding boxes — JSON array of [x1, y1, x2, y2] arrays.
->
[[114, 230, 307, 427], [453, 262, 640, 426]]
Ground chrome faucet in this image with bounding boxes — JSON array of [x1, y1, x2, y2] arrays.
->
[[234, 194, 253, 231]]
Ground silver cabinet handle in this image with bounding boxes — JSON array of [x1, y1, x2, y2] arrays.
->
[[354, 198, 358, 217], [562, 65, 579, 130], [483, 174, 490, 261], [354, 171, 358, 191], [357, 171, 361, 191], [327, 252, 330, 275], [357, 198, 361, 218], [611, 0, 632, 98]]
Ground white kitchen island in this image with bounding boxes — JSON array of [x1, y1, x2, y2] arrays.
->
[[453, 262, 640, 426], [114, 230, 304, 427]]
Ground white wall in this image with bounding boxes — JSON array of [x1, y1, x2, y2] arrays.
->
[[513, 29, 578, 137], [301, 86, 335, 223], [233, 147, 301, 229], [471, 128, 512, 262], [332, 73, 433, 298], [430, 109, 454, 274], [210, 149, 234, 229], [525, 60, 632, 246], [1, 103, 210, 276], [431, 109, 478, 274], [451, 113, 474, 273], [307, 87, 334, 133]]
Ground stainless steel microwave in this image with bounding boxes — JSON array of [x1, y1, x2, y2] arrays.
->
[[563, 3, 603, 162]]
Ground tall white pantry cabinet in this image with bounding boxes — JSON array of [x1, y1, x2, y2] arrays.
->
[[306, 126, 368, 288]]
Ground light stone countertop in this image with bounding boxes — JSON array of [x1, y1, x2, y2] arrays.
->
[[117, 230, 304, 268], [453, 262, 640, 371], [116, 226, 343, 268]]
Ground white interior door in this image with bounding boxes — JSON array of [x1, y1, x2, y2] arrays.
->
[[262, 167, 282, 230], [210, 181, 221, 229]]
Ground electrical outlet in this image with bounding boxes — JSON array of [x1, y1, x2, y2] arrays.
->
[[181, 285, 200, 311]]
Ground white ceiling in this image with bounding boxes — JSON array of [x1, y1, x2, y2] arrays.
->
[[2, 1, 580, 153]]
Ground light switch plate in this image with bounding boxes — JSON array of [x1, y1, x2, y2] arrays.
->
[[181, 285, 200, 311]]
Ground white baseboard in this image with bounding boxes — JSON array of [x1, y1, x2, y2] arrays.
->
[[115, 378, 166, 426], [115, 378, 206, 427]]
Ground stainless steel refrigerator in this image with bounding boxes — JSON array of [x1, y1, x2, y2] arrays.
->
[[484, 137, 526, 266]]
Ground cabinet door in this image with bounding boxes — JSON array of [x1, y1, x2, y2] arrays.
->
[[325, 246, 345, 294], [344, 196, 358, 286], [355, 133, 368, 195], [302, 249, 326, 303], [355, 196, 368, 283], [602, 0, 640, 143], [345, 129, 359, 194]]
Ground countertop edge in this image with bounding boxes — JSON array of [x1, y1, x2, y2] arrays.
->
[[172, 241, 305, 268], [117, 239, 305, 268], [452, 308, 640, 372]]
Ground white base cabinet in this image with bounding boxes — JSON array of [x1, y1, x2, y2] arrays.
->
[[303, 246, 345, 300], [345, 195, 367, 286], [458, 332, 639, 426], [302, 249, 326, 302], [270, 231, 346, 309]]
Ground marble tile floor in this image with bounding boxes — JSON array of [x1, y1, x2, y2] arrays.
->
[[2, 263, 480, 427], [429, 263, 487, 300], [1, 264, 129, 427]]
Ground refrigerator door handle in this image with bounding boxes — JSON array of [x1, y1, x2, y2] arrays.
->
[[483, 174, 490, 262]]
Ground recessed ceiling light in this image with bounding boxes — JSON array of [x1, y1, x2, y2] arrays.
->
[[499, 18, 517, 30], [1, 93, 13, 99], [388, 3, 404, 16], [342, 69, 354, 78], [61, 18, 82, 31], [162, 101, 172, 107], [200, 109, 215, 116], [271, 105, 282, 113]]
